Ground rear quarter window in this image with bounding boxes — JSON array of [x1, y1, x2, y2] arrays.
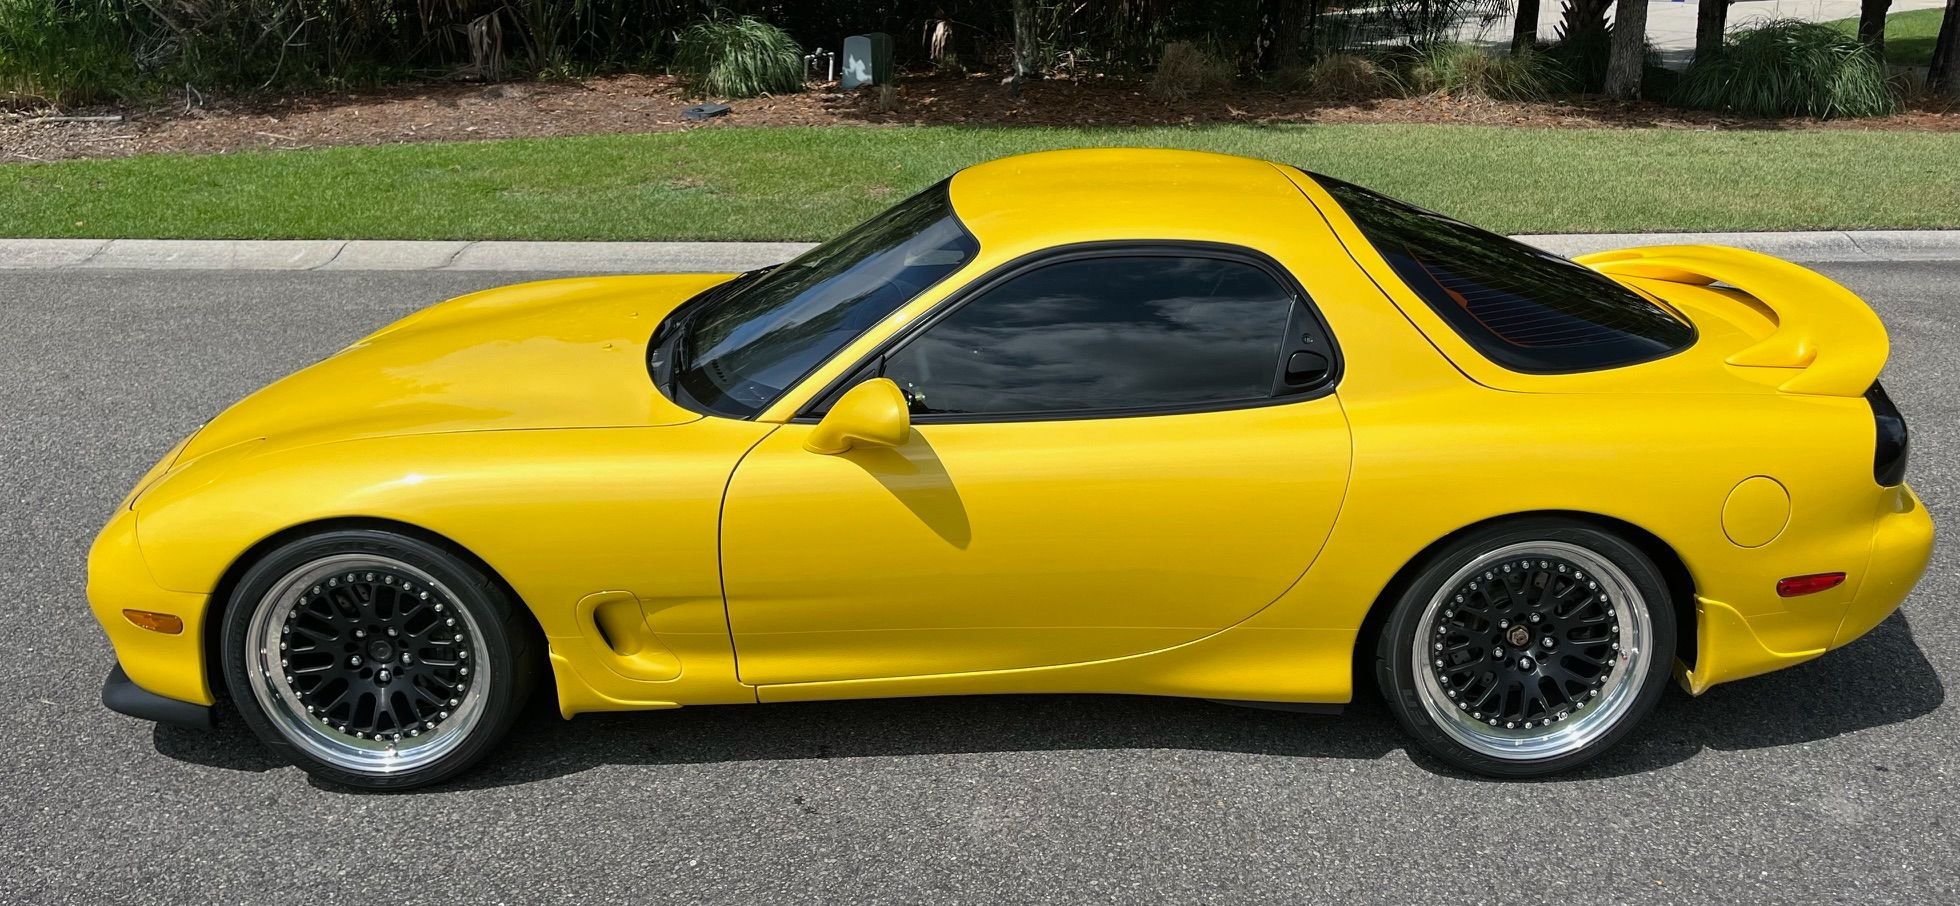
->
[[1313, 174, 1695, 373]]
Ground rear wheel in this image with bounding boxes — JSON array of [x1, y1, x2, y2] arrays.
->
[[220, 529, 536, 790], [1376, 519, 1676, 777]]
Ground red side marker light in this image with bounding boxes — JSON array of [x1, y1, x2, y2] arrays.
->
[[1776, 573, 1846, 598]]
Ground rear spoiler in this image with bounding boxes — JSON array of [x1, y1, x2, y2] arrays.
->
[[1574, 245, 1889, 397]]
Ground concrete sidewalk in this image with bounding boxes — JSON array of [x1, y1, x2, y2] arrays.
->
[[1466, 0, 1950, 67], [1, 231, 1956, 273]]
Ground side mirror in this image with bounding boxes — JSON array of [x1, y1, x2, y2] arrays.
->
[[805, 378, 912, 455]]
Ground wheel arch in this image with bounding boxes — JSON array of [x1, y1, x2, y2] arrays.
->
[[1352, 509, 1698, 694], [201, 516, 549, 700]]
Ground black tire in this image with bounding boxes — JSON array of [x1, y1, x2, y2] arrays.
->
[[219, 529, 537, 790], [1374, 518, 1676, 777]]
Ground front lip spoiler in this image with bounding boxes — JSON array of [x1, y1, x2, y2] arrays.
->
[[102, 663, 212, 729]]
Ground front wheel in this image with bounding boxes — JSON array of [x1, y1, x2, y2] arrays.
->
[[1376, 520, 1676, 777], [220, 529, 536, 790]]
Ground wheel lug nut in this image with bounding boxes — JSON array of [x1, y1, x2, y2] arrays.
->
[[1492, 647, 1505, 659], [388, 628, 399, 637], [1528, 612, 1542, 623], [355, 629, 366, 639], [350, 655, 363, 666], [1541, 637, 1554, 648], [1499, 620, 1511, 629], [1519, 656, 1535, 670], [377, 669, 391, 683]]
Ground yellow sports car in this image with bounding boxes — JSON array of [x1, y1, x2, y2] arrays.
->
[[91, 149, 1934, 788]]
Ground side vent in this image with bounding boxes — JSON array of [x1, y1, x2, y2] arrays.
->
[[577, 591, 682, 681]]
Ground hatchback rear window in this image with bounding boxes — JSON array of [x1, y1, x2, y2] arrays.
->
[[1313, 174, 1694, 373]]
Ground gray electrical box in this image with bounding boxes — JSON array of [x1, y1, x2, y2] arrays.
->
[[841, 33, 893, 88]]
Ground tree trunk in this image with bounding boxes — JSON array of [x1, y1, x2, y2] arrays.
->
[[1604, 0, 1650, 100], [1932, 0, 1960, 97], [1262, 0, 1309, 70], [1511, 0, 1542, 55], [1859, 0, 1892, 60], [1010, 0, 1040, 90], [1694, 0, 1729, 64]]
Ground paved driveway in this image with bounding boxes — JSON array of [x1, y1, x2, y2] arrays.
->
[[0, 264, 1953, 904]]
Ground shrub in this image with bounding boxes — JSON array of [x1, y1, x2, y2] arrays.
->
[[672, 15, 804, 99], [1272, 52, 1403, 101], [1675, 19, 1896, 118], [0, 0, 134, 106], [1151, 41, 1234, 98], [1406, 44, 1570, 101]]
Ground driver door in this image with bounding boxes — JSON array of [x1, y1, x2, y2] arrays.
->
[[720, 249, 1352, 686]]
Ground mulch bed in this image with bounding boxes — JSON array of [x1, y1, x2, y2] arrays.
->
[[5, 71, 1957, 164]]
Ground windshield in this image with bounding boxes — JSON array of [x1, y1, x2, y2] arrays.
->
[[671, 180, 978, 418], [1313, 173, 1694, 373]]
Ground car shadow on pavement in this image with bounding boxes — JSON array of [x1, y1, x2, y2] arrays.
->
[[150, 611, 1943, 791]]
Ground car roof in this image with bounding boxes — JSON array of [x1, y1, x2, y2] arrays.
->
[[945, 149, 1319, 257]]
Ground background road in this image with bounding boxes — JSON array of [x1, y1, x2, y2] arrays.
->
[[1, 264, 1954, 904]]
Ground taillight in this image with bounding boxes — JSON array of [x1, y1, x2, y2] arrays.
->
[[1867, 382, 1909, 486]]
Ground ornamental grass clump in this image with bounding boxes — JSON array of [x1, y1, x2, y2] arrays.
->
[[0, 0, 134, 105], [1294, 53, 1403, 101], [1151, 41, 1235, 98], [672, 15, 804, 99], [1675, 19, 1895, 119], [1406, 43, 1570, 101]]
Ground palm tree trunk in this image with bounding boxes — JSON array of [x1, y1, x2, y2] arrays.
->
[[1604, 0, 1650, 99], [1932, 0, 1960, 97], [1009, 0, 1040, 93], [1859, 0, 1892, 60], [1695, 0, 1730, 64], [1511, 0, 1541, 54]]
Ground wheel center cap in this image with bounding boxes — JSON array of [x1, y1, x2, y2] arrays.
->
[[1506, 625, 1532, 648], [367, 639, 396, 663]]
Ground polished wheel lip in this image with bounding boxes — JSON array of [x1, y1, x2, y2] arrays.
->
[[244, 554, 490, 776], [1411, 540, 1653, 762]]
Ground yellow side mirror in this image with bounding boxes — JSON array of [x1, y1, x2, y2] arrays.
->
[[805, 378, 912, 455]]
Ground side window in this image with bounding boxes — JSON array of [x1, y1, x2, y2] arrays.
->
[[881, 255, 1299, 419]]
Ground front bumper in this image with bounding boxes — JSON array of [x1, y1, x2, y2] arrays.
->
[[88, 506, 216, 709], [103, 664, 212, 728], [1682, 484, 1935, 694]]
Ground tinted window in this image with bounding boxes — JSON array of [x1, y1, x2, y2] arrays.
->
[[881, 255, 1295, 418], [1314, 174, 1694, 372], [672, 180, 978, 418]]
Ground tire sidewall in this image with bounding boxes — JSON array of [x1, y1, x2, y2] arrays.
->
[[1376, 519, 1677, 777], [219, 529, 533, 790]]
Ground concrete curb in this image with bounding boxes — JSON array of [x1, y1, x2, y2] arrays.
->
[[1515, 231, 1960, 262], [2, 232, 1957, 272]]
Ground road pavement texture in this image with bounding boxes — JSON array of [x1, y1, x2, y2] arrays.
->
[[1, 264, 1953, 904]]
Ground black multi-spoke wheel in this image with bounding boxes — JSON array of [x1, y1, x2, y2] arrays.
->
[[1377, 520, 1675, 777], [222, 530, 536, 790]]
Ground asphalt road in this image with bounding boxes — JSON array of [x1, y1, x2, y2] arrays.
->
[[1, 264, 1954, 905]]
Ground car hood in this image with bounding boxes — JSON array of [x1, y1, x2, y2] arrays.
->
[[181, 273, 733, 460]]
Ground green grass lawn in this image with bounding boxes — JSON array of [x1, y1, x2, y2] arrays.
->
[[3, 125, 1957, 240], [1827, 8, 1944, 67]]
